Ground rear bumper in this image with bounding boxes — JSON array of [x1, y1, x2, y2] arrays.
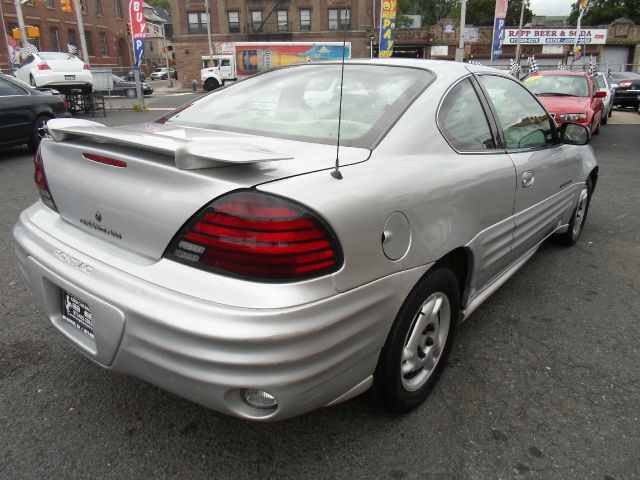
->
[[13, 202, 426, 421]]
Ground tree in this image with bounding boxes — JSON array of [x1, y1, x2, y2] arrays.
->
[[398, 0, 461, 26], [145, 0, 170, 9], [410, 0, 532, 28], [567, 0, 640, 25]]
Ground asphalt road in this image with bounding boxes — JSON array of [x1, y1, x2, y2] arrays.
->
[[1, 111, 639, 480]]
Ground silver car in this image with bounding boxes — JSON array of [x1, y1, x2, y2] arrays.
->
[[14, 60, 597, 421]]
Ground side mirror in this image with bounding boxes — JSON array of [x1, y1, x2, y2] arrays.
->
[[594, 90, 607, 98], [561, 123, 590, 145]]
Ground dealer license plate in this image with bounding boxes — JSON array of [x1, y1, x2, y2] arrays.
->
[[65, 75, 76, 80], [62, 291, 94, 339]]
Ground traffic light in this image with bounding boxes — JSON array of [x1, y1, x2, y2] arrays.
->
[[12, 28, 22, 41], [61, 0, 73, 13], [126, 23, 131, 36], [27, 26, 40, 38]]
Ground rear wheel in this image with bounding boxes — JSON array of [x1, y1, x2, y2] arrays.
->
[[601, 112, 608, 125], [28, 115, 51, 153], [374, 267, 459, 412], [593, 119, 600, 135], [125, 88, 136, 98]]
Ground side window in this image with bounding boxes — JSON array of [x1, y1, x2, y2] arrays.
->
[[221, 59, 231, 67], [20, 55, 34, 68], [0, 77, 28, 96], [479, 75, 556, 150], [438, 78, 496, 151]]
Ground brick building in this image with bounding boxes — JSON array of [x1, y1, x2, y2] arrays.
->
[[170, 0, 375, 86], [1, 0, 133, 72]]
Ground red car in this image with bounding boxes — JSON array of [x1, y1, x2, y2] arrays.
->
[[524, 71, 606, 135]]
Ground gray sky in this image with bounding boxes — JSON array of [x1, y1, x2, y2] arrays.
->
[[529, 0, 574, 16]]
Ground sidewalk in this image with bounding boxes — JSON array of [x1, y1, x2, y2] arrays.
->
[[151, 79, 193, 94]]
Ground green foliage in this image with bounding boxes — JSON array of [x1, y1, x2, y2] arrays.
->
[[399, 0, 532, 27], [398, 0, 461, 26], [145, 0, 170, 9], [567, 0, 640, 25]]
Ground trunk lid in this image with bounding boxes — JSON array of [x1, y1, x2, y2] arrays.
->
[[40, 121, 369, 260]]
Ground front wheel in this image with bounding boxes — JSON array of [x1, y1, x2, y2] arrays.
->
[[374, 267, 460, 413], [203, 78, 220, 92], [28, 115, 50, 153], [125, 88, 136, 98], [555, 179, 592, 246]]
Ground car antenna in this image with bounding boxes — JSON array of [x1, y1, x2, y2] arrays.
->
[[331, 4, 349, 180]]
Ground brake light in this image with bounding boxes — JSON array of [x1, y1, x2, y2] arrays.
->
[[83, 152, 127, 168], [618, 81, 632, 88], [34, 147, 58, 212], [165, 191, 343, 281], [37, 63, 51, 70], [83, 63, 90, 70]]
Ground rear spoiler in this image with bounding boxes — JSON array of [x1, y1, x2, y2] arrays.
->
[[44, 118, 293, 169]]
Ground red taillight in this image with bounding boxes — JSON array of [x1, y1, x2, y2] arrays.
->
[[34, 147, 58, 212], [165, 191, 343, 281], [37, 62, 51, 70], [83, 63, 90, 70], [83, 152, 127, 168], [618, 81, 632, 88]]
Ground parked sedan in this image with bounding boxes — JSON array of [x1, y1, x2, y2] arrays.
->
[[0, 73, 70, 151], [125, 70, 146, 82], [14, 60, 597, 421], [591, 72, 614, 123], [524, 70, 605, 135], [94, 74, 153, 97], [607, 72, 640, 110], [14, 52, 93, 93], [150, 67, 177, 80]]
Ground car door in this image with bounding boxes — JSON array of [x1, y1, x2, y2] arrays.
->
[[0, 76, 33, 145], [476, 74, 581, 259], [437, 77, 517, 296]]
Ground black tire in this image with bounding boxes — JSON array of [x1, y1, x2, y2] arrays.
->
[[554, 178, 592, 246], [601, 113, 608, 125], [162, 74, 167, 80], [203, 78, 220, 92], [29, 75, 37, 87], [125, 88, 136, 98], [374, 267, 460, 413], [593, 120, 600, 135], [28, 115, 51, 153], [608, 107, 612, 118]]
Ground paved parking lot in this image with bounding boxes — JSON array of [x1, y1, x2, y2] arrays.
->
[[0, 110, 638, 479]]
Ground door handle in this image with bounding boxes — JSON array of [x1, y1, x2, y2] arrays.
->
[[522, 170, 535, 188]]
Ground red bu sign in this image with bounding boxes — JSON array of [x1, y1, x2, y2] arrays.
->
[[129, 0, 147, 39]]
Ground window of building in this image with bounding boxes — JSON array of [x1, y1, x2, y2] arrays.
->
[[299, 9, 311, 31], [328, 8, 350, 30], [84, 31, 93, 56], [115, 0, 123, 19], [251, 11, 262, 33], [81, 0, 87, 14], [46, 0, 54, 8], [228, 10, 240, 33], [99, 31, 107, 56], [49, 27, 60, 52], [95, 0, 102, 16], [68, 28, 76, 48], [187, 12, 208, 34], [277, 10, 289, 32]]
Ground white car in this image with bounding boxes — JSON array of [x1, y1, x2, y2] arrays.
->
[[150, 67, 177, 80], [592, 72, 613, 123], [15, 52, 93, 93]]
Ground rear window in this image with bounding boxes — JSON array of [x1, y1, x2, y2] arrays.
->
[[39, 52, 80, 61], [161, 64, 434, 148]]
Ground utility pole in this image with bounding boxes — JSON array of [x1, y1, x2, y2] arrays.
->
[[455, 0, 467, 61], [13, 0, 29, 52], [73, 0, 90, 64], [0, 0, 14, 72], [204, 0, 213, 64], [514, 0, 526, 66], [161, 22, 173, 87]]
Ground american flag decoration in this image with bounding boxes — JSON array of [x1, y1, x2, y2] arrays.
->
[[509, 58, 521, 77], [528, 55, 539, 73], [67, 44, 78, 55], [588, 55, 598, 75]]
